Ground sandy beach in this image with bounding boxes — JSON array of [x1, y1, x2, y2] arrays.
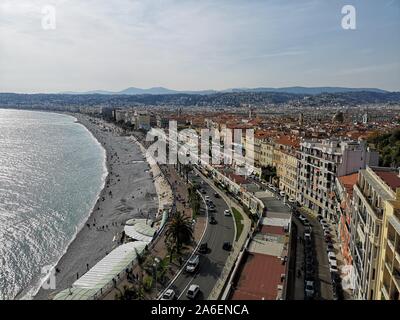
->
[[34, 114, 159, 300]]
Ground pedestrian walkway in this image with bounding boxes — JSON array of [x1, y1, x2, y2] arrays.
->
[[102, 164, 206, 300]]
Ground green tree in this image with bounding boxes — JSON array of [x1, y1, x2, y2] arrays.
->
[[165, 211, 194, 254]]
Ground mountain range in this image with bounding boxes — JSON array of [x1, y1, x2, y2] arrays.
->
[[60, 86, 389, 96]]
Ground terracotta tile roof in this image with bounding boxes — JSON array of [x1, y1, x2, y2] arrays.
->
[[338, 173, 358, 199], [260, 225, 286, 236], [230, 253, 285, 300], [373, 169, 400, 192]]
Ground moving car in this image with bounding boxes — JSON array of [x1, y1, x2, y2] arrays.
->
[[198, 243, 208, 254], [223, 241, 232, 251], [304, 231, 312, 242], [186, 284, 200, 299], [214, 193, 220, 198], [185, 255, 200, 273], [224, 209, 231, 216], [209, 216, 217, 224], [161, 289, 176, 300], [205, 196, 210, 201]]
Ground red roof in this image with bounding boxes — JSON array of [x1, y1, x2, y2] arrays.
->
[[338, 173, 358, 199], [230, 253, 285, 300], [260, 225, 286, 236], [373, 169, 400, 192]]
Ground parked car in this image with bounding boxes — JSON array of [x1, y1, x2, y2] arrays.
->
[[304, 232, 312, 242], [298, 215, 307, 223], [214, 193, 220, 198], [317, 214, 324, 222], [223, 241, 232, 251], [224, 209, 231, 216], [200, 189, 206, 194], [279, 191, 286, 197], [326, 243, 335, 252], [330, 263, 339, 273], [198, 243, 208, 254], [324, 230, 331, 237], [305, 281, 315, 298], [186, 284, 200, 299], [205, 196, 210, 201], [288, 197, 296, 204], [328, 251, 337, 262], [185, 255, 200, 273], [161, 289, 176, 300]]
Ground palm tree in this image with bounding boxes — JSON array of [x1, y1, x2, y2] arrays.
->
[[165, 211, 193, 254]]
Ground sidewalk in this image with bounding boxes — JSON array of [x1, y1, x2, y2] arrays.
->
[[102, 164, 206, 300]]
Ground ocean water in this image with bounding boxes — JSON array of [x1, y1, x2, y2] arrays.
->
[[0, 109, 107, 300]]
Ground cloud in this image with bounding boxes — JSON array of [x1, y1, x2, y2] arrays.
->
[[0, 0, 398, 92]]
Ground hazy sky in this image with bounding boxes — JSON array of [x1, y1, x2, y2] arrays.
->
[[0, 0, 399, 93]]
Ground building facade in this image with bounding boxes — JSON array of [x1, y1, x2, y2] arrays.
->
[[298, 139, 379, 221], [350, 167, 400, 299]]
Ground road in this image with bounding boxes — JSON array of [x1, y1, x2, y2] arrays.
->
[[167, 170, 235, 300], [295, 210, 334, 300]]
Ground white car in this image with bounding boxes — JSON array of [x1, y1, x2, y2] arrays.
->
[[279, 191, 286, 197], [328, 251, 337, 262], [185, 255, 200, 273], [329, 262, 339, 273], [305, 281, 314, 297], [224, 209, 231, 216], [288, 197, 296, 203], [186, 284, 200, 299], [161, 289, 176, 300], [299, 215, 307, 222]]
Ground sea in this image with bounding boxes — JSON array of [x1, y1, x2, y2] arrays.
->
[[0, 109, 107, 300]]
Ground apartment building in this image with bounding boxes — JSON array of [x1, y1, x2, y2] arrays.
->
[[260, 139, 274, 167], [350, 167, 399, 300], [298, 139, 379, 221], [375, 169, 400, 300], [274, 136, 300, 200]]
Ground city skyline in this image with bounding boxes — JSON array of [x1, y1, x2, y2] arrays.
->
[[0, 0, 399, 93]]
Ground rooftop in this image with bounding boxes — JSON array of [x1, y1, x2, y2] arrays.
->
[[338, 172, 359, 199], [230, 253, 286, 300]]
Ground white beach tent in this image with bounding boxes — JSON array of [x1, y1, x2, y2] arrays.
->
[[124, 218, 157, 243], [73, 241, 147, 290]]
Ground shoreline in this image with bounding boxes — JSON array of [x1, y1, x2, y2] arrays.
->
[[34, 114, 159, 300]]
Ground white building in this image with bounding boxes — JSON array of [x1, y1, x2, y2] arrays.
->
[[297, 139, 379, 221]]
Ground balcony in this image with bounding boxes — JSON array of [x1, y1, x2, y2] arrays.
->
[[381, 283, 390, 300], [393, 269, 400, 291]]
